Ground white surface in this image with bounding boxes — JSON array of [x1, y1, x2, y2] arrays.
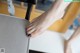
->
[[30, 29, 80, 53], [0, 14, 29, 53], [29, 30, 64, 53]]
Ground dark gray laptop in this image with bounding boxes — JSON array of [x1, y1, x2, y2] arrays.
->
[[0, 14, 29, 53]]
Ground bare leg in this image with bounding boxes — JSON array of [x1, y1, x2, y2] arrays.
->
[[64, 40, 72, 53], [65, 27, 80, 53]]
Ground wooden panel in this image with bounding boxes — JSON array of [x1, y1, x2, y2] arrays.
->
[[0, 2, 9, 15]]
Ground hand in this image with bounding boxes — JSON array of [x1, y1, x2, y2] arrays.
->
[[27, 11, 65, 37], [26, 0, 71, 37]]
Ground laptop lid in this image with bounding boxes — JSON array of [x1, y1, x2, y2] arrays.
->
[[0, 14, 29, 53]]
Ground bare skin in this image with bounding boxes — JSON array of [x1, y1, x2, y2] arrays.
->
[[27, 0, 71, 37], [65, 27, 80, 53]]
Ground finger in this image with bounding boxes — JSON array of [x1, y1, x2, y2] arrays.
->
[[27, 22, 41, 35], [27, 25, 36, 31], [27, 23, 38, 31], [27, 23, 35, 28], [27, 28, 36, 34], [31, 30, 41, 37], [32, 29, 40, 35], [31, 28, 44, 37]]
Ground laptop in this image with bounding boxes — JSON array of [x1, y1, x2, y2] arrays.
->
[[0, 14, 29, 53]]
